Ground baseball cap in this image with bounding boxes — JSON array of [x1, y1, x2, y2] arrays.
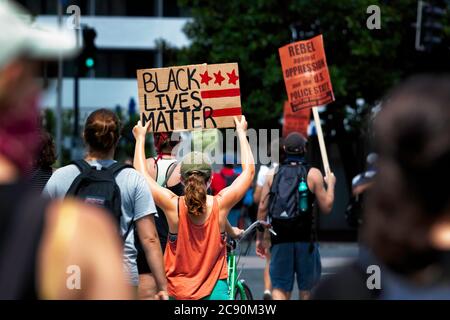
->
[[0, 1, 79, 70], [180, 151, 212, 179], [283, 132, 307, 154]]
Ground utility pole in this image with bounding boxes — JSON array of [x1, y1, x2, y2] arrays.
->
[[73, 28, 80, 141], [155, 0, 164, 68], [56, 0, 63, 165]]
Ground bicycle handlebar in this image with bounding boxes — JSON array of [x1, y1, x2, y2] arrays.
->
[[237, 220, 277, 242]]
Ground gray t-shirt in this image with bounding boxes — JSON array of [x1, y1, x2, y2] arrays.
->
[[43, 159, 156, 286]]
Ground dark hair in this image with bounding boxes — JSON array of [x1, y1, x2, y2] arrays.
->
[[154, 132, 178, 153], [35, 130, 56, 168], [362, 75, 450, 274], [184, 172, 208, 216], [83, 109, 121, 154]]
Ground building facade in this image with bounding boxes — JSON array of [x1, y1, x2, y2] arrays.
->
[[17, 0, 191, 115]]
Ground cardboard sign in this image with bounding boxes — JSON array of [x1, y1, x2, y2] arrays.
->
[[279, 35, 335, 111], [136, 63, 241, 132], [282, 101, 311, 138]]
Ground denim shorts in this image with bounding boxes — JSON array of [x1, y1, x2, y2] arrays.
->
[[270, 242, 322, 292]]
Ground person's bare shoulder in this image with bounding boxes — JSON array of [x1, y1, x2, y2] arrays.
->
[[307, 167, 323, 191]]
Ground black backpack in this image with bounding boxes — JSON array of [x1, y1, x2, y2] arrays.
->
[[268, 162, 312, 220], [66, 160, 133, 236]]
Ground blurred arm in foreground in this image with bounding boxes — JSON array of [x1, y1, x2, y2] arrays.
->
[[0, 1, 131, 300]]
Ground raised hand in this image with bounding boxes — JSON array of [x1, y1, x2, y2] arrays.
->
[[132, 120, 150, 141], [234, 115, 248, 133]]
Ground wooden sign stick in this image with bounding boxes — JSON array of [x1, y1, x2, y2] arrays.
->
[[312, 106, 331, 175]]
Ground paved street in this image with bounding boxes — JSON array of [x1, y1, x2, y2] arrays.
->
[[237, 242, 359, 299]]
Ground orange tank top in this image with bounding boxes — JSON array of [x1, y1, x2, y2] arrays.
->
[[164, 196, 228, 300]]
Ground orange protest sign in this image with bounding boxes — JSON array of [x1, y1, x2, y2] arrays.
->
[[136, 63, 241, 132], [282, 101, 311, 138], [279, 35, 335, 111]]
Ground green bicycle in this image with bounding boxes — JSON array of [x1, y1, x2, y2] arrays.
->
[[226, 220, 276, 300]]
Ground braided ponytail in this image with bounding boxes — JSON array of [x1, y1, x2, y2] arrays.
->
[[184, 172, 208, 216]]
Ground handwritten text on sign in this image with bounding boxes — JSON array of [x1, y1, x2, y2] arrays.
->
[[136, 63, 241, 132], [279, 35, 335, 111]]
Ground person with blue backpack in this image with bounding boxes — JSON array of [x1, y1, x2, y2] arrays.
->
[[44, 109, 168, 299], [256, 132, 336, 300]]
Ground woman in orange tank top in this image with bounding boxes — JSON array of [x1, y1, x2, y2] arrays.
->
[[133, 116, 255, 300]]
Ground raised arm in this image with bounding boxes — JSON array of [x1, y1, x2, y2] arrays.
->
[[308, 168, 336, 214], [217, 116, 255, 215], [256, 169, 274, 223], [133, 121, 177, 214]]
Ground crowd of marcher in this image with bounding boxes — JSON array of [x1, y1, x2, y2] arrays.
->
[[1, 0, 450, 300]]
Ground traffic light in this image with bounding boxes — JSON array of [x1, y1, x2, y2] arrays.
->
[[78, 26, 97, 76], [415, 1, 448, 51]]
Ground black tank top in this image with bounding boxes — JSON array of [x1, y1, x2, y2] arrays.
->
[[0, 182, 47, 299]]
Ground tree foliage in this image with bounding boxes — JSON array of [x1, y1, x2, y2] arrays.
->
[[175, 0, 450, 186], [177, 0, 449, 130]]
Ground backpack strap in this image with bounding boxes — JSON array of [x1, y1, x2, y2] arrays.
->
[[162, 160, 178, 188], [66, 160, 95, 197], [106, 162, 135, 241], [268, 165, 284, 219], [71, 159, 93, 174], [122, 216, 135, 242]]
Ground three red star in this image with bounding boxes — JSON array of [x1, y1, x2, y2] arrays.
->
[[214, 71, 225, 85], [227, 69, 239, 85], [200, 71, 213, 85]]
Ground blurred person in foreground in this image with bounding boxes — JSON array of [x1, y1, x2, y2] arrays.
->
[[256, 132, 336, 300], [313, 75, 450, 299], [0, 1, 131, 299]]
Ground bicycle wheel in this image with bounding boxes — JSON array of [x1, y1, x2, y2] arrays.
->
[[234, 281, 253, 300]]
